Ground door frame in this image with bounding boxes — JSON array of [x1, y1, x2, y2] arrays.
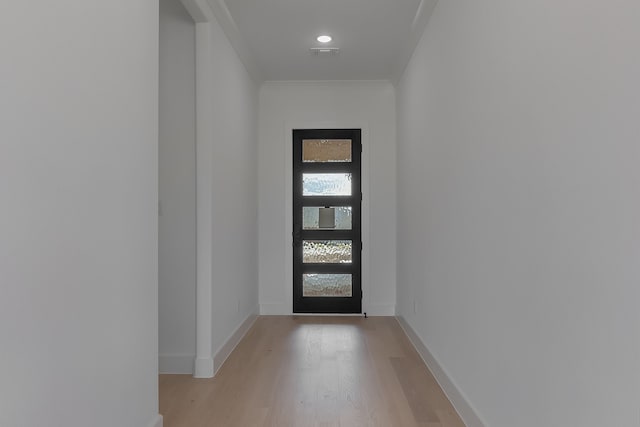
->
[[292, 129, 362, 313], [282, 121, 371, 315]]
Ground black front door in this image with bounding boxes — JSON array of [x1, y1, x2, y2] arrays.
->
[[292, 129, 362, 313]]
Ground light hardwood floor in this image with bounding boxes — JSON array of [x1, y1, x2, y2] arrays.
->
[[160, 316, 465, 427]]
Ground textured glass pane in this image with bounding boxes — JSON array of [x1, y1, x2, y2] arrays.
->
[[303, 173, 352, 196], [303, 274, 352, 297], [303, 207, 352, 230], [303, 139, 352, 163], [303, 240, 352, 264]]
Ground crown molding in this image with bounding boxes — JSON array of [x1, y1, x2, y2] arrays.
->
[[180, 0, 263, 83], [206, 0, 263, 83], [391, 0, 439, 85], [180, 0, 214, 23]]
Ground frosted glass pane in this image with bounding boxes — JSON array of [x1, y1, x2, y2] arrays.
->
[[303, 139, 352, 163], [303, 174, 352, 196], [303, 207, 352, 230], [303, 240, 352, 264], [303, 274, 352, 297]]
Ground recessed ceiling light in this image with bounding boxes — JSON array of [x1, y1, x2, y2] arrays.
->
[[317, 35, 332, 43]]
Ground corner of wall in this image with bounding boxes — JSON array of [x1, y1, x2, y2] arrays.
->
[[147, 414, 163, 427], [194, 357, 214, 378]]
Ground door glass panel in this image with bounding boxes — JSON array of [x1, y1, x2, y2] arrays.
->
[[303, 206, 352, 230], [303, 240, 352, 264], [303, 173, 352, 196], [303, 274, 352, 297], [303, 139, 352, 163]]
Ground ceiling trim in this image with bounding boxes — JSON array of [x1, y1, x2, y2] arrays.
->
[[206, 0, 263, 83], [214, 0, 239, 32], [180, 0, 262, 82], [262, 80, 394, 87], [180, 0, 215, 23], [391, 0, 440, 84]]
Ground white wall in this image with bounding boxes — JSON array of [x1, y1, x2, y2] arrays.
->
[[0, 2, 160, 427], [205, 13, 260, 363], [159, 0, 197, 374], [396, 1, 640, 426], [258, 81, 397, 315]]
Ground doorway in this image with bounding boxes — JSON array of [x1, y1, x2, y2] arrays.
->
[[292, 129, 362, 313]]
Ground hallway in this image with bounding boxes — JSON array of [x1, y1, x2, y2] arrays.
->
[[4, 0, 639, 425], [160, 317, 465, 426]]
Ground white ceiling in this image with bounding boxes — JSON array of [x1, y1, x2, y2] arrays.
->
[[206, 0, 438, 81]]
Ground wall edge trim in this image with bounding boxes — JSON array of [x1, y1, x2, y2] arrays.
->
[[194, 356, 214, 378]]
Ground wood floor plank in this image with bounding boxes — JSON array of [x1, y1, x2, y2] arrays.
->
[[160, 316, 465, 427]]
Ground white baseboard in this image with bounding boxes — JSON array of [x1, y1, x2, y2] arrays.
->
[[364, 303, 396, 316], [396, 316, 486, 427], [146, 414, 163, 427], [260, 302, 396, 316], [194, 356, 214, 378], [260, 302, 288, 315], [159, 353, 195, 374], [213, 309, 259, 374]]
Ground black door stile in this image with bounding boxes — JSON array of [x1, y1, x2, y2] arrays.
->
[[292, 129, 362, 313]]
